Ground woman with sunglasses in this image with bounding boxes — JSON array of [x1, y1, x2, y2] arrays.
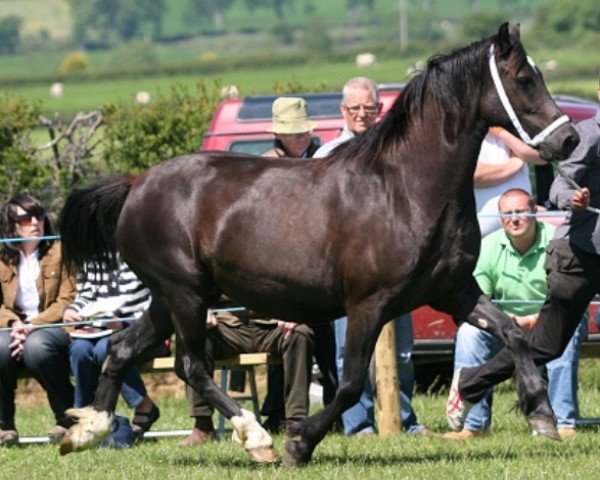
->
[[0, 194, 76, 445]]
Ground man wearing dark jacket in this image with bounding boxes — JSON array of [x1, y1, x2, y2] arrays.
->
[[447, 88, 600, 432]]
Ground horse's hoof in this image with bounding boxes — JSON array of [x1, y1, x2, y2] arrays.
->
[[58, 407, 113, 455], [59, 437, 74, 456], [282, 439, 312, 467], [528, 417, 561, 441], [247, 446, 279, 463]]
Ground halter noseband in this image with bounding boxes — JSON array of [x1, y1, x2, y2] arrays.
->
[[488, 44, 569, 147]]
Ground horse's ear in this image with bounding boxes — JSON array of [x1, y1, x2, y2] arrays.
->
[[497, 22, 512, 58], [510, 23, 521, 41]]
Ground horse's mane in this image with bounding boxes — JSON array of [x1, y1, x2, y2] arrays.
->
[[329, 32, 528, 166]]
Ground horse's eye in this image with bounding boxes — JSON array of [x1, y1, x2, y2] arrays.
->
[[516, 76, 535, 90]]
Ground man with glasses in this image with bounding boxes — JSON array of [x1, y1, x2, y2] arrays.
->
[[314, 77, 432, 438], [444, 188, 585, 440], [313, 77, 381, 158]]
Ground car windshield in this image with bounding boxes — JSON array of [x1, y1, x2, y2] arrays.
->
[[229, 136, 323, 155], [237, 93, 343, 121], [229, 140, 274, 155]]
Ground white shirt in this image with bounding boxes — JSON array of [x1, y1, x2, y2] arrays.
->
[[15, 249, 41, 322], [475, 133, 532, 237], [313, 126, 356, 158]]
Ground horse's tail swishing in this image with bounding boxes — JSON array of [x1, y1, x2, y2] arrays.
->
[[60, 176, 135, 273]]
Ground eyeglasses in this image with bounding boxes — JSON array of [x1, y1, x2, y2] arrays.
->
[[15, 213, 44, 227], [499, 209, 532, 219], [343, 104, 379, 115]]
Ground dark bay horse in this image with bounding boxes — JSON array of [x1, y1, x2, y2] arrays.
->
[[58, 24, 579, 466]]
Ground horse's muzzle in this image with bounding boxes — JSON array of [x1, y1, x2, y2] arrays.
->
[[538, 123, 580, 162]]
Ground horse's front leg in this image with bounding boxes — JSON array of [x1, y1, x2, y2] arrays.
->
[[60, 300, 174, 455], [437, 280, 559, 440], [284, 305, 384, 467]]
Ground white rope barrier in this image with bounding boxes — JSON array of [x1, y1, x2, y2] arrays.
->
[[0, 234, 60, 244], [0, 209, 581, 246], [478, 211, 568, 218], [0, 306, 248, 332]]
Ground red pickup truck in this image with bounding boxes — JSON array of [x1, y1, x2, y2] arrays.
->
[[200, 87, 599, 387]]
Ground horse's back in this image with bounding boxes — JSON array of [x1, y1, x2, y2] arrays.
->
[[117, 152, 347, 320]]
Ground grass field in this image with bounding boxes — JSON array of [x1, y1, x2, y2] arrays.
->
[[3, 359, 600, 479], [4, 47, 599, 119]]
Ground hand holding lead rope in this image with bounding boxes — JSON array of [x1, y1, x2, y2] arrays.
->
[[555, 163, 600, 214]]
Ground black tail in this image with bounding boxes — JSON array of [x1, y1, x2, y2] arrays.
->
[[60, 176, 135, 274]]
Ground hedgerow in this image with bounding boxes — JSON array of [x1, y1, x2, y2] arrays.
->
[[0, 81, 223, 216]]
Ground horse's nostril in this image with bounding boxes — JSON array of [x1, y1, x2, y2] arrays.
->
[[562, 133, 579, 158]]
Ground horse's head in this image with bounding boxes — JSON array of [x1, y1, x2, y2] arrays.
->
[[480, 23, 579, 162]]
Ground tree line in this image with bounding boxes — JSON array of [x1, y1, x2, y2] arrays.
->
[[1, 0, 598, 56]]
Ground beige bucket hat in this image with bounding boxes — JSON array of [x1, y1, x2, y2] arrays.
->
[[267, 97, 317, 134]]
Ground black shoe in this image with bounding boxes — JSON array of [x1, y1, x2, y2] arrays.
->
[[262, 416, 286, 434]]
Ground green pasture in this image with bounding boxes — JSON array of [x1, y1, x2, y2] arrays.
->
[[4, 53, 599, 119], [4, 359, 600, 479], [2, 57, 423, 116]]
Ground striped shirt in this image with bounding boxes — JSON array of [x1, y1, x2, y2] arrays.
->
[[68, 260, 151, 320]]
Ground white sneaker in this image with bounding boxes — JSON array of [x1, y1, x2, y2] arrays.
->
[[446, 368, 474, 431]]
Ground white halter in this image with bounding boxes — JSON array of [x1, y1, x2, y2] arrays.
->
[[488, 44, 569, 147]]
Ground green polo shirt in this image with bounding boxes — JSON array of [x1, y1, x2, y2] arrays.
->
[[474, 222, 555, 317]]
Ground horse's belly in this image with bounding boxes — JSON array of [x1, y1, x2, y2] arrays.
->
[[212, 262, 343, 323]]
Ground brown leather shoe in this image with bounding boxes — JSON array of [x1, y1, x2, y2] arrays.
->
[[443, 429, 489, 440], [558, 427, 576, 439], [178, 427, 216, 447], [0, 428, 19, 445]]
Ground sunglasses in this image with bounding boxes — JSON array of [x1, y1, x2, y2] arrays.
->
[[15, 213, 44, 227]]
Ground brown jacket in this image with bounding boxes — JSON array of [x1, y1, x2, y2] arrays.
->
[[0, 242, 76, 328]]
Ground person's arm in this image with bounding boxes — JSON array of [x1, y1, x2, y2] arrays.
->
[[549, 123, 595, 209], [0, 308, 19, 328], [491, 127, 546, 165], [0, 268, 21, 327], [31, 268, 77, 325], [473, 265, 494, 298], [474, 157, 526, 188], [473, 236, 496, 297], [64, 269, 94, 317]]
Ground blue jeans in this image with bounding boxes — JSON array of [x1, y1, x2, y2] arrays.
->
[[454, 320, 586, 430], [0, 328, 74, 428], [334, 313, 423, 435], [69, 336, 147, 409]]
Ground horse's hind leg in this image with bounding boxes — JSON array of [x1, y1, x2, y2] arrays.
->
[[284, 304, 384, 466], [437, 280, 558, 440], [165, 284, 277, 463], [60, 299, 174, 455]]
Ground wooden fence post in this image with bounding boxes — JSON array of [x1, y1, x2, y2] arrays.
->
[[375, 320, 401, 436]]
